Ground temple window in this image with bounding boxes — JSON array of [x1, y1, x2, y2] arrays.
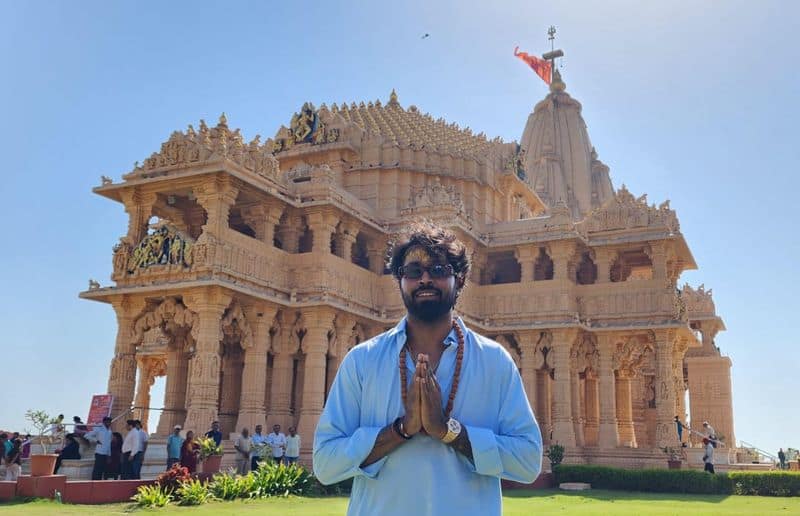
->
[[610, 249, 653, 282], [228, 206, 256, 238], [576, 252, 597, 285], [488, 251, 521, 284], [533, 247, 554, 281], [152, 192, 205, 239], [298, 220, 313, 253], [353, 234, 370, 270]]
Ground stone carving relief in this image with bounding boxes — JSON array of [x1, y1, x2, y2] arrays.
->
[[570, 333, 599, 373], [133, 114, 280, 180], [122, 221, 194, 273], [581, 185, 679, 233], [612, 336, 654, 378], [272, 102, 340, 152], [130, 298, 197, 347], [221, 302, 254, 349]]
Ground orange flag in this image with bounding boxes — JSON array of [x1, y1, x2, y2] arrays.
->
[[514, 46, 551, 85]]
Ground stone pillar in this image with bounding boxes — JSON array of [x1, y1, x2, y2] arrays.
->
[[615, 372, 636, 447], [597, 335, 619, 448], [584, 373, 599, 446], [647, 242, 668, 281], [276, 214, 302, 253], [594, 248, 615, 284], [156, 343, 189, 435], [570, 368, 585, 447], [296, 308, 335, 455], [237, 304, 278, 433], [307, 209, 339, 254], [267, 312, 299, 430], [366, 235, 390, 274], [242, 204, 284, 245], [119, 189, 157, 244], [518, 333, 538, 414], [218, 346, 243, 435], [133, 358, 157, 432], [182, 291, 231, 433], [550, 242, 576, 282], [515, 246, 536, 283], [654, 330, 679, 448], [550, 330, 577, 447], [108, 297, 146, 432], [195, 176, 239, 239]]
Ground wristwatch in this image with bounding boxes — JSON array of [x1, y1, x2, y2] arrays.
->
[[440, 418, 462, 444]]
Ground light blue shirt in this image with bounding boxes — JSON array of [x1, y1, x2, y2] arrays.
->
[[313, 318, 542, 516], [84, 425, 113, 456], [167, 434, 184, 459]]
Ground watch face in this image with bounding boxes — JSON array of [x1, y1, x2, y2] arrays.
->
[[448, 419, 461, 433]]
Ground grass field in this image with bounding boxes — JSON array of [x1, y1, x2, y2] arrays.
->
[[2, 489, 799, 515]]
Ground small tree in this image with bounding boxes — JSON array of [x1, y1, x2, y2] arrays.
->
[[25, 409, 54, 454], [546, 443, 565, 468]]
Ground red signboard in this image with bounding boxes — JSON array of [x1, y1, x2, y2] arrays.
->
[[87, 394, 114, 426]]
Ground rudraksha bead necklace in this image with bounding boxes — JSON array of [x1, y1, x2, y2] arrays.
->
[[399, 319, 465, 418]]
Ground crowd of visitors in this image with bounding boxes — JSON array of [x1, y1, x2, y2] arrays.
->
[[2, 416, 304, 480]]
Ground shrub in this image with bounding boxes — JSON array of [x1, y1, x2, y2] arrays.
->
[[546, 443, 565, 467], [209, 471, 255, 500], [175, 478, 214, 505], [554, 465, 800, 496], [156, 464, 192, 493], [250, 461, 314, 498], [132, 484, 172, 508], [553, 465, 731, 495], [729, 471, 800, 496]]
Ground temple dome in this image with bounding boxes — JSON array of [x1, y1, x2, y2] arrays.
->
[[520, 74, 614, 220]]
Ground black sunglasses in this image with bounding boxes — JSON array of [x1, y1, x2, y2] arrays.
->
[[399, 263, 455, 280]]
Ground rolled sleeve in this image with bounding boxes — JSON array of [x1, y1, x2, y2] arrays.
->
[[463, 424, 503, 476]]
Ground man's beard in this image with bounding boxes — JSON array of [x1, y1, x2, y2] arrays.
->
[[402, 286, 457, 322]]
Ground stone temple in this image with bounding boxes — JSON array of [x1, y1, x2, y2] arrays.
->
[[81, 70, 734, 468]]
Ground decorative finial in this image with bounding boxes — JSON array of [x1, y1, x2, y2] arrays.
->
[[388, 88, 399, 106], [547, 26, 557, 50], [218, 112, 228, 127], [550, 68, 566, 92]]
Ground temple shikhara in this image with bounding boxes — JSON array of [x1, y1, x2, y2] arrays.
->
[[81, 52, 735, 468]]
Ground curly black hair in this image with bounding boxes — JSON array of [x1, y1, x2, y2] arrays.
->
[[388, 221, 471, 282]]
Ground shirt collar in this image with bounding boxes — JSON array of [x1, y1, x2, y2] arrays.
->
[[392, 316, 464, 352]]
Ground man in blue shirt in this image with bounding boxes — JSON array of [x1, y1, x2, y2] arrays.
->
[[314, 223, 542, 516], [166, 425, 184, 470], [84, 416, 113, 480]]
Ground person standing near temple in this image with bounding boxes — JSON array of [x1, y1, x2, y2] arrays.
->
[[132, 420, 148, 479], [205, 421, 223, 447], [234, 428, 252, 475], [4, 439, 22, 481], [180, 431, 200, 473], [314, 223, 542, 516], [285, 427, 301, 465], [702, 437, 715, 473], [266, 424, 287, 464], [84, 416, 113, 480], [778, 448, 786, 470], [251, 424, 267, 471], [121, 420, 140, 479], [166, 426, 184, 470]]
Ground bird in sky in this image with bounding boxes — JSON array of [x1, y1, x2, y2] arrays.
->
[[421, 33, 430, 39]]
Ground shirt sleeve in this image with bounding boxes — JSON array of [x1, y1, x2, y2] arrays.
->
[[313, 349, 387, 485], [460, 355, 543, 483]]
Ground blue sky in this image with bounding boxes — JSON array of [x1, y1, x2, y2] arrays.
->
[[1, 1, 797, 456]]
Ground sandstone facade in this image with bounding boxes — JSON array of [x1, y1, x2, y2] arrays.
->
[[81, 77, 734, 466]]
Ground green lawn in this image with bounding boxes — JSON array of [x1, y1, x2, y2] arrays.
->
[[2, 489, 799, 515]]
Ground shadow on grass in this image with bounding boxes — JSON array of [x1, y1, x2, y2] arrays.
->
[[504, 488, 732, 504]]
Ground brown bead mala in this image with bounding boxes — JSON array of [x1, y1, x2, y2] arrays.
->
[[399, 320, 465, 418]]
